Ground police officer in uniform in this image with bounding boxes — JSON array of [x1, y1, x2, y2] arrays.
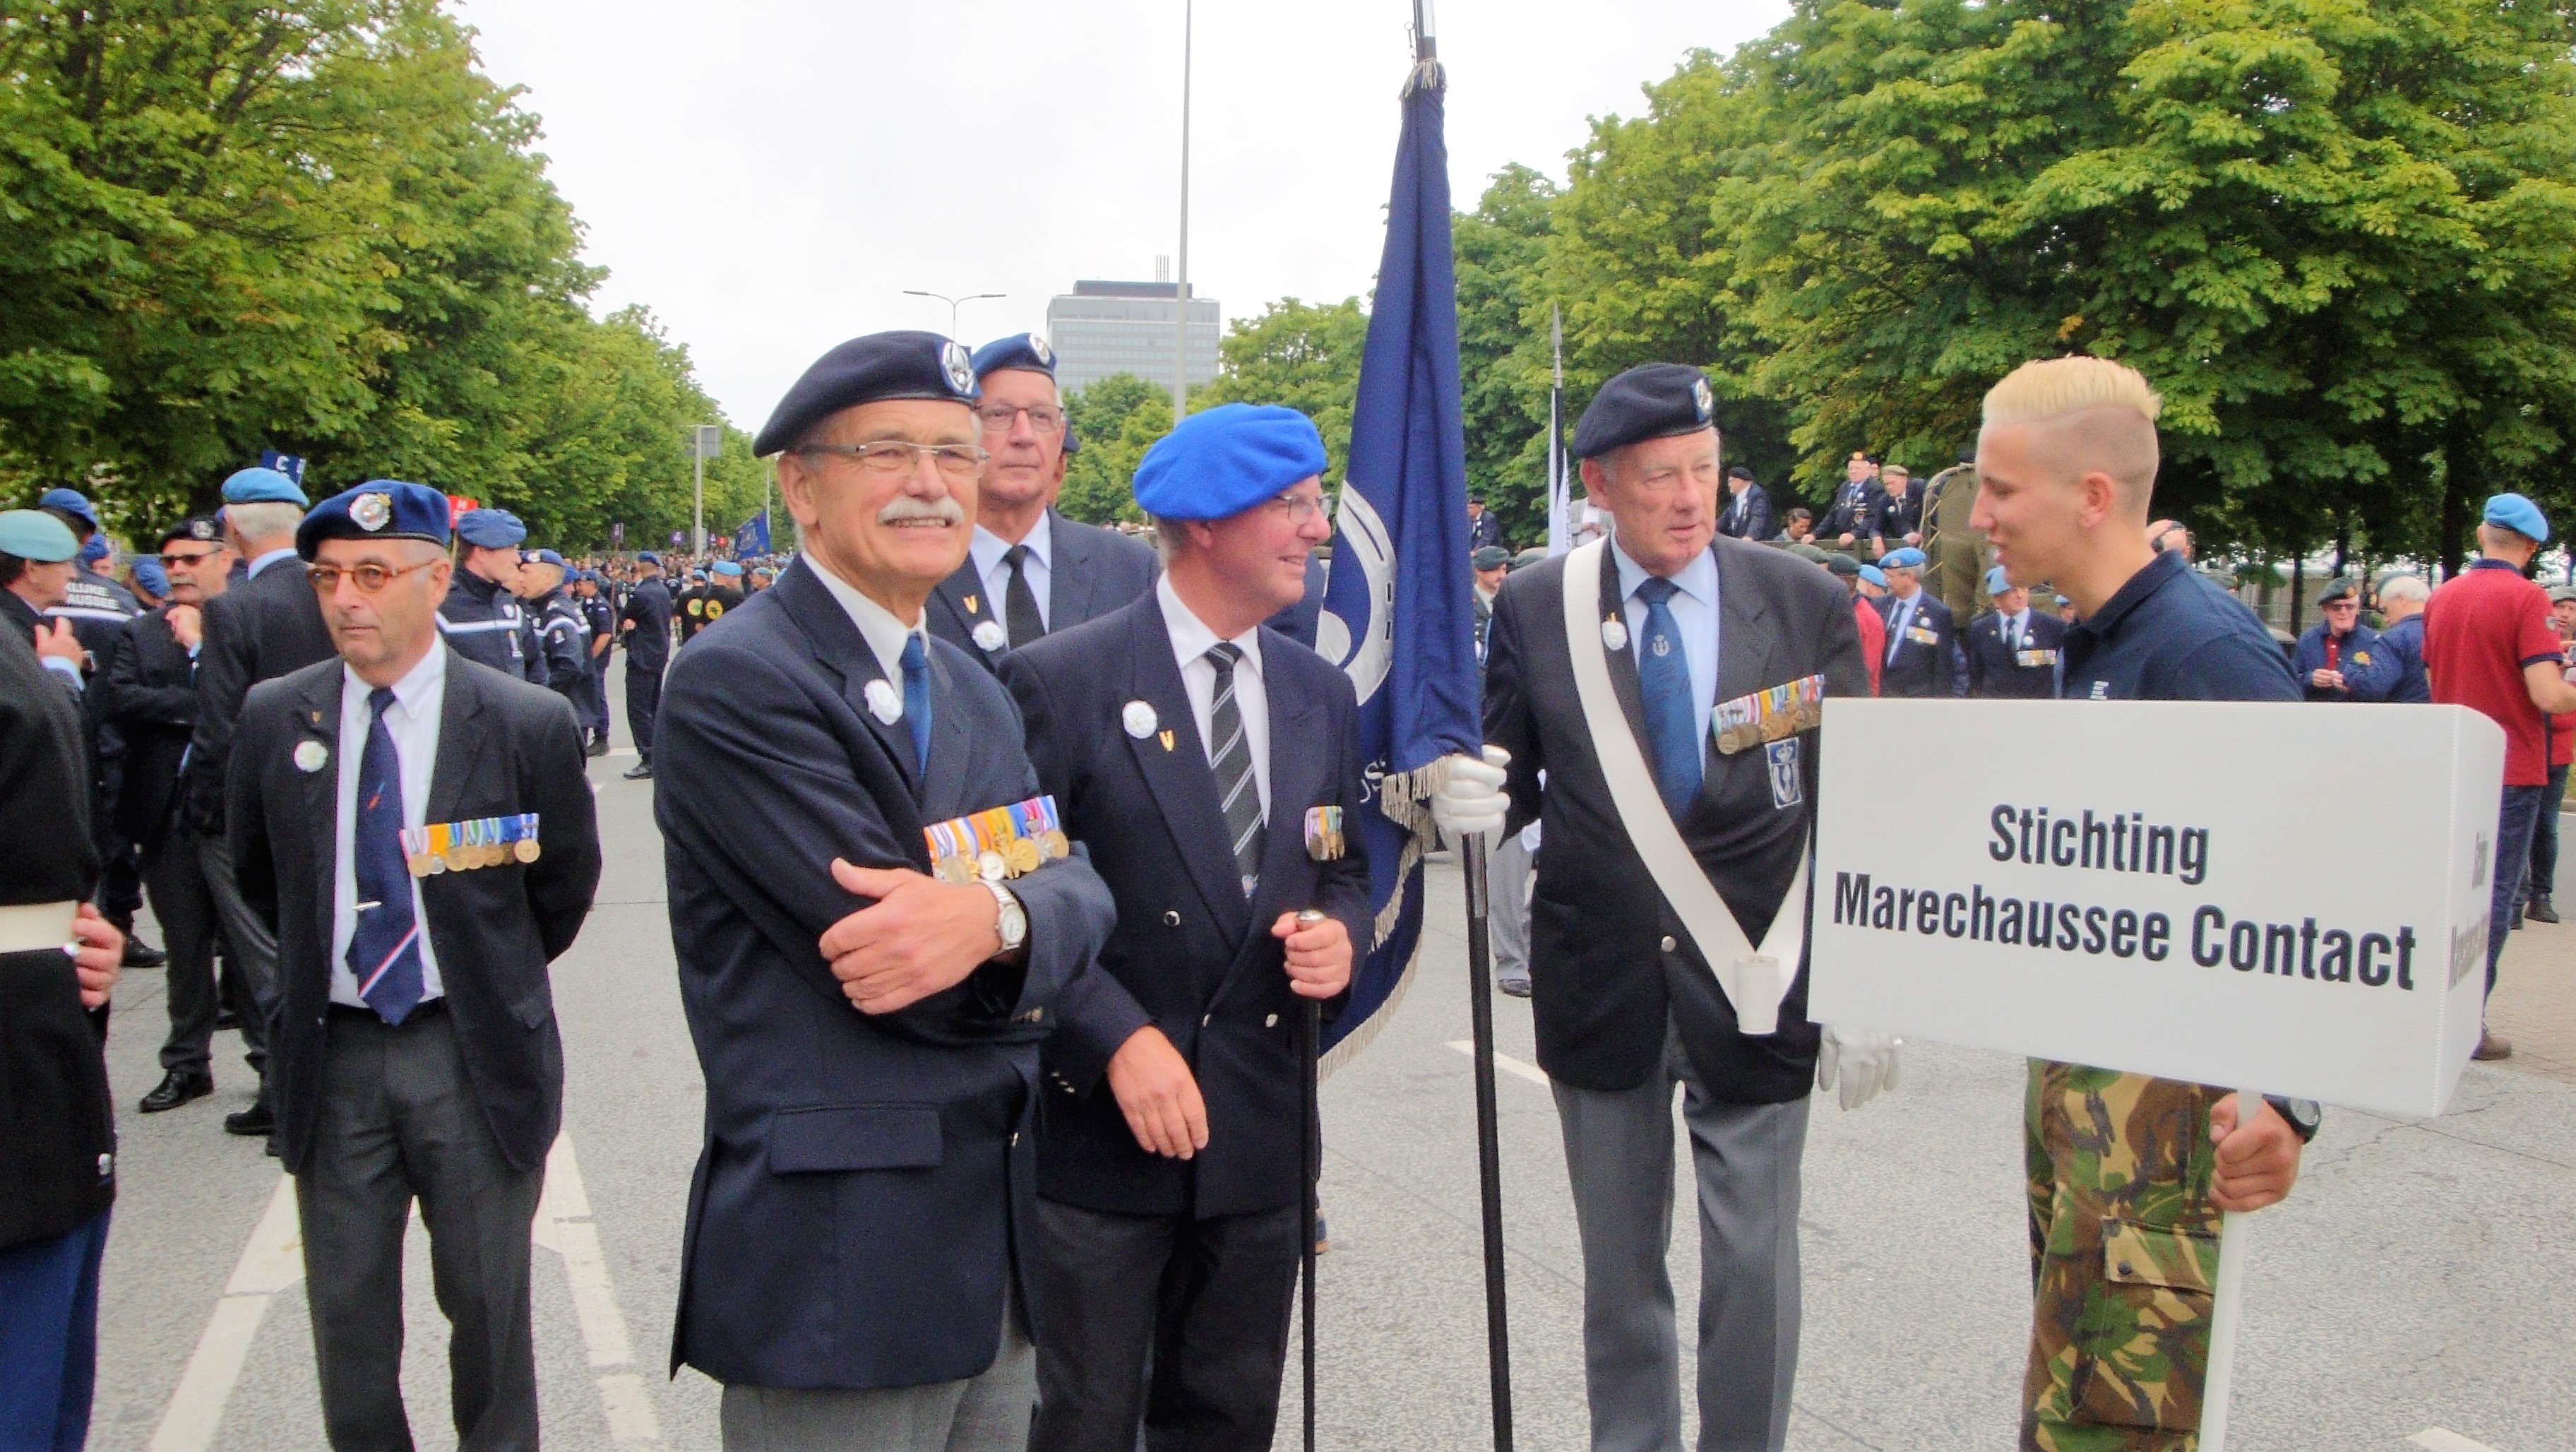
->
[[674, 568, 713, 645], [616, 552, 674, 780], [927, 334, 1158, 672], [1000, 404, 1371, 1452], [441, 508, 544, 684], [2291, 578, 2380, 701], [520, 549, 595, 733], [1963, 565, 2066, 698], [575, 570, 617, 753], [1969, 355, 2310, 1451], [1440, 364, 1890, 1452], [1873, 547, 1965, 697], [701, 559, 746, 632]]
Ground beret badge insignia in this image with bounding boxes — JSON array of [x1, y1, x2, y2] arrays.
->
[[941, 341, 976, 397], [351, 492, 393, 532], [1028, 333, 1054, 367], [1692, 376, 1715, 424]]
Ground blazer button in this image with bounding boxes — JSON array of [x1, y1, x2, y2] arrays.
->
[[1660, 935, 1677, 953], [1163, 910, 1181, 927], [1265, 1013, 1279, 1028], [1010, 1131, 1020, 1148], [1202, 1013, 1212, 1027]]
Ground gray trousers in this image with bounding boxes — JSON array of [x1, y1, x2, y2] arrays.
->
[[1491, 831, 1535, 989], [196, 831, 275, 1100], [720, 1282, 1034, 1452], [1551, 1023, 1810, 1452], [142, 820, 222, 1075], [297, 1007, 542, 1452]]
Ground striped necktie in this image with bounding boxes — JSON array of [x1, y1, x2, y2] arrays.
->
[[1206, 642, 1263, 897]]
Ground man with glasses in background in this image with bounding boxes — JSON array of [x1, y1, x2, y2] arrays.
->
[[929, 333, 1157, 672]]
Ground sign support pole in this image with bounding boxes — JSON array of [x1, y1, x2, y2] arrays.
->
[[2196, 1085, 2260, 1452]]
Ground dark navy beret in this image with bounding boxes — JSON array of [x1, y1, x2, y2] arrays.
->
[[297, 482, 451, 557], [754, 331, 979, 456], [637, 550, 660, 564], [38, 488, 99, 528], [161, 516, 223, 548], [1572, 363, 1716, 459], [221, 468, 306, 506], [972, 332, 1056, 379], [1133, 404, 1328, 521], [1062, 419, 1082, 457], [454, 508, 526, 549]]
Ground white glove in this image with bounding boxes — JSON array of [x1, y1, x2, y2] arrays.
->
[[1429, 746, 1511, 838], [1816, 1025, 1901, 1110]]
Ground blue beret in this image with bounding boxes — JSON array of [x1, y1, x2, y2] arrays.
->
[[221, 467, 306, 507], [1133, 404, 1328, 521], [2486, 492, 2551, 544], [38, 488, 99, 529], [972, 332, 1056, 379], [0, 509, 78, 561], [637, 550, 660, 564], [1880, 547, 1928, 570], [1572, 364, 1715, 459], [525, 548, 566, 569], [454, 508, 526, 549], [78, 535, 109, 564], [297, 482, 451, 557], [711, 560, 742, 577], [1859, 564, 1888, 588], [131, 558, 170, 597], [1984, 566, 2013, 595], [754, 331, 979, 456]]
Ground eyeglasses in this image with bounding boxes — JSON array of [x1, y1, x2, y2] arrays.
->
[[157, 548, 222, 569], [974, 404, 1066, 434], [306, 559, 438, 595], [795, 441, 988, 478], [1267, 492, 1331, 525]]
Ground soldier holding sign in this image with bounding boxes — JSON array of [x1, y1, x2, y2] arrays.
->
[[1969, 356, 2313, 1451]]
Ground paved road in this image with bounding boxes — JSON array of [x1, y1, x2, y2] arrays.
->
[[86, 677, 2576, 1451]]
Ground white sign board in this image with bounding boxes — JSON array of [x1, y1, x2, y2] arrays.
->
[[1808, 699, 2500, 1117]]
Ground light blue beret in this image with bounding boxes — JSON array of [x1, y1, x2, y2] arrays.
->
[[1858, 564, 1888, 589], [297, 482, 451, 557], [131, 559, 170, 597], [1133, 404, 1328, 521], [454, 508, 526, 549], [1984, 565, 2013, 595], [0, 509, 79, 562], [222, 468, 306, 506], [2486, 492, 2551, 545], [1879, 547, 1928, 570], [711, 560, 742, 578]]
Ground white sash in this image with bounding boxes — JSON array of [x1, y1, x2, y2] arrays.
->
[[1561, 540, 1804, 1035]]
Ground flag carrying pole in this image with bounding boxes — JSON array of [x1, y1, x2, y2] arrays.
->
[[1545, 304, 1568, 555]]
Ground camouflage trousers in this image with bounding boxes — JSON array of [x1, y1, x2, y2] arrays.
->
[[2022, 1061, 2224, 1452]]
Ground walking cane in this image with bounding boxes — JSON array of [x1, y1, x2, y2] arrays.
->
[[1295, 909, 1327, 1452]]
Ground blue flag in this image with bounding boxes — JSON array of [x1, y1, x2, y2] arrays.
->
[[1314, 57, 1480, 1066], [736, 509, 770, 558]]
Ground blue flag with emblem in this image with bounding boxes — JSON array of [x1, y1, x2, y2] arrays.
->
[[736, 508, 770, 559], [1313, 52, 1480, 1067]]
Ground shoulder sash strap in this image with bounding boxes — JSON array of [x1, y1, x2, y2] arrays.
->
[[1560, 538, 1802, 1035]]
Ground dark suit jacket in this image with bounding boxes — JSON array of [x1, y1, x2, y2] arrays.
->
[[1469, 510, 1503, 552], [1873, 590, 1962, 698], [1717, 483, 1775, 542], [1483, 539, 1870, 1100], [225, 648, 602, 1177], [186, 556, 335, 834], [928, 510, 1158, 672], [1001, 594, 1371, 1220], [1819, 480, 1888, 544], [1963, 608, 2066, 699], [655, 557, 1116, 1392], [103, 607, 199, 852], [1267, 552, 1328, 649]]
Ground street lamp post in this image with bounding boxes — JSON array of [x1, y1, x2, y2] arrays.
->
[[689, 424, 722, 555], [1174, 0, 1193, 417], [902, 290, 1006, 340]]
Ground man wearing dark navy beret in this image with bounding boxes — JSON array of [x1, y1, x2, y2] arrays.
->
[[656, 331, 1114, 1451], [926, 332, 1157, 672]]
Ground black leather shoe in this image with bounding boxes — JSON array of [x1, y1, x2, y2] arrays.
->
[[621, 761, 653, 780], [123, 939, 168, 969], [214, 1007, 241, 1031], [224, 1102, 275, 1137], [140, 1070, 213, 1113], [587, 739, 609, 758], [2529, 893, 2560, 924]]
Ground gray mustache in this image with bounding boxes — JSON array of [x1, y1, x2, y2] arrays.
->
[[878, 497, 963, 525]]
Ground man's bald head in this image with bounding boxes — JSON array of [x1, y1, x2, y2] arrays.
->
[[1979, 357, 2162, 518]]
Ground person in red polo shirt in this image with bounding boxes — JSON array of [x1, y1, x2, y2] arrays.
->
[[2422, 492, 2576, 1059]]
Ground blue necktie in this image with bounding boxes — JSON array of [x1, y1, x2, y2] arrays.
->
[[1633, 578, 1702, 816], [347, 687, 424, 1023], [900, 634, 931, 775]]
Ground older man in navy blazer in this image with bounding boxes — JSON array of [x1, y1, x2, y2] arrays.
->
[[1001, 403, 1371, 1452], [928, 333, 1157, 670], [656, 332, 1116, 1452]]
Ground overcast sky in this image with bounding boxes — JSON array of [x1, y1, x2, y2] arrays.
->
[[446, 0, 1788, 432]]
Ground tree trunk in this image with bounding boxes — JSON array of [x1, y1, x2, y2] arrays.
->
[[2438, 446, 2469, 581], [2291, 554, 2306, 636]]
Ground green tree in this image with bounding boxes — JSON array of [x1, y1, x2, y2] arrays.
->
[[1453, 164, 1558, 548], [1191, 297, 1370, 487], [1059, 373, 1173, 525]]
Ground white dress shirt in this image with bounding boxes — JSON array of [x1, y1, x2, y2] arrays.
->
[[968, 511, 1053, 641], [1610, 540, 1722, 732], [330, 645, 448, 1008], [1998, 606, 2032, 652], [1158, 575, 1270, 819], [246, 546, 299, 579], [803, 551, 929, 684]]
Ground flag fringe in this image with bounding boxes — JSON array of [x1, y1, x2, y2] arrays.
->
[[1318, 755, 1455, 1080], [1320, 869, 1425, 1081]]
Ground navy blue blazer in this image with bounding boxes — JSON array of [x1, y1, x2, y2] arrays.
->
[[929, 510, 1159, 673], [655, 557, 1116, 1393], [1001, 593, 1372, 1219], [1962, 608, 2066, 698], [1717, 483, 1774, 542], [1874, 590, 1962, 698]]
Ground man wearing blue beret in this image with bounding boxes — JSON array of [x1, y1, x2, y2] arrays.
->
[[926, 333, 1157, 672], [1429, 363, 1885, 1452], [35, 489, 142, 663], [1962, 564, 2067, 698], [1000, 401, 1371, 1452], [34, 488, 156, 972], [1872, 545, 1966, 697], [441, 508, 545, 686], [657, 331, 1115, 1451], [573, 570, 616, 754]]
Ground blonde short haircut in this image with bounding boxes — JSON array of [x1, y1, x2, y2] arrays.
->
[[1982, 356, 2163, 428]]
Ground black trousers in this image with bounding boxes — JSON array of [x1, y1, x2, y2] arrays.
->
[[624, 659, 662, 761], [196, 833, 273, 1102], [298, 1006, 542, 1452], [1027, 1198, 1301, 1452], [140, 821, 222, 1075]]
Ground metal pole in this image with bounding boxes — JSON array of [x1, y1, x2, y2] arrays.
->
[[1301, 997, 1321, 1452], [1174, 0, 1193, 417], [692, 448, 704, 557], [2197, 1086, 2261, 1452], [1460, 832, 1514, 1451]]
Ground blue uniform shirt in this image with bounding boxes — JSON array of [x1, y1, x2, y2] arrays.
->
[[2347, 614, 2431, 703], [2290, 619, 2383, 701], [2058, 550, 2299, 703]]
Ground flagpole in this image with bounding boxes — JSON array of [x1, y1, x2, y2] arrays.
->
[[1546, 303, 1567, 555]]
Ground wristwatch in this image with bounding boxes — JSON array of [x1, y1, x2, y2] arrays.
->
[[2263, 1094, 2322, 1143], [980, 880, 1027, 956]]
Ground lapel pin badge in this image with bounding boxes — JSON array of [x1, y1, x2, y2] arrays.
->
[[963, 593, 979, 615], [972, 620, 1008, 653], [1158, 730, 1175, 753], [1122, 700, 1158, 739], [863, 678, 902, 725], [292, 739, 328, 773], [1602, 616, 1629, 653]]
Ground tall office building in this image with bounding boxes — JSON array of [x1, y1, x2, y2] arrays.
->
[[1046, 264, 1220, 399]]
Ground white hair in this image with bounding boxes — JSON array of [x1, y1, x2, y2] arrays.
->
[[2377, 574, 2430, 607], [223, 501, 302, 547]]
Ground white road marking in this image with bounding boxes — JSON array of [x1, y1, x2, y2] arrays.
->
[[535, 1131, 661, 1444], [1446, 1040, 1550, 1087], [2414, 1431, 2505, 1452], [148, 1175, 302, 1452]]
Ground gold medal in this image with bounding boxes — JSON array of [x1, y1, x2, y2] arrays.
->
[[1006, 838, 1040, 876], [407, 852, 434, 878], [443, 847, 472, 872], [425, 854, 448, 875], [1042, 828, 1069, 859], [931, 855, 961, 883], [515, 838, 540, 864]]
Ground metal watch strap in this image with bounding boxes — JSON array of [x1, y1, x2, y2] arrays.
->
[[980, 879, 1026, 953]]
